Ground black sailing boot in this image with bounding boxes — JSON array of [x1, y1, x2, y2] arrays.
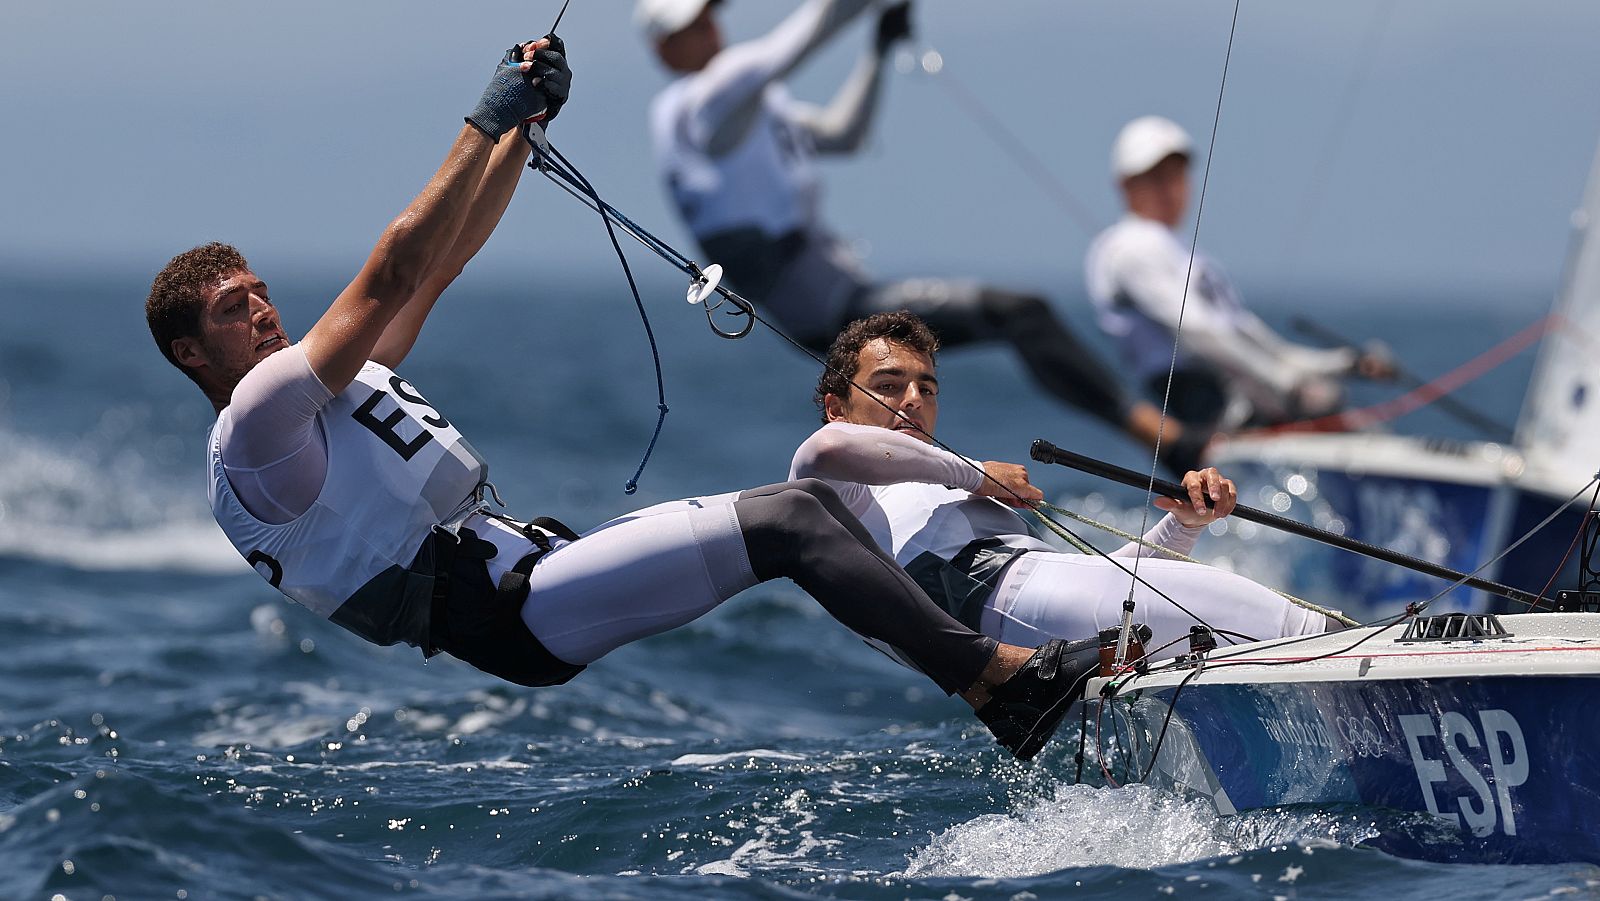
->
[[977, 636, 1100, 762]]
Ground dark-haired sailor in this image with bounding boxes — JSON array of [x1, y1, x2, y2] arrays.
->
[[144, 36, 1096, 762], [790, 311, 1339, 661], [1086, 116, 1396, 431], [640, 0, 1206, 474]]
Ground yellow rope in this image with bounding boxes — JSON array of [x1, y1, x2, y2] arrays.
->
[[1030, 502, 1359, 627]]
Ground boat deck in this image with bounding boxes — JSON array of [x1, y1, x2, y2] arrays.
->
[[1095, 612, 1600, 690]]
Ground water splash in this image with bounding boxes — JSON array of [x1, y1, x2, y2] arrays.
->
[[902, 783, 1378, 878], [0, 425, 239, 572]]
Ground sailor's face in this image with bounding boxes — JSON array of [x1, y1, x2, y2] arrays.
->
[[176, 269, 290, 389], [1146, 153, 1191, 224], [828, 338, 940, 442], [658, 6, 722, 73], [1121, 152, 1192, 228]]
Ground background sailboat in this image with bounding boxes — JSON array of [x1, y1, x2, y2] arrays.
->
[[1203, 145, 1600, 615]]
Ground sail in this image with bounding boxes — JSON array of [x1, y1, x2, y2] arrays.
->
[[1515, 140, 1600, 493]]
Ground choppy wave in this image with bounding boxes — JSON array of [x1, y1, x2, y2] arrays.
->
[[0, 425, 241, 573], [4, 285, 1594, 899]]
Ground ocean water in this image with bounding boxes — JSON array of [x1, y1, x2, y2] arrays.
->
[[2, 262, 1594, 901]]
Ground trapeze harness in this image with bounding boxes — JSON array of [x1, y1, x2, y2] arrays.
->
[[208, 360, 584, 687]]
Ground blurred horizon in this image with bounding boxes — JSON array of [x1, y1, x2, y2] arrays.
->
[[6, 0, 1600, 312]]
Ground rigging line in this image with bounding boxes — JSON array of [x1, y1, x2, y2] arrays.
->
[[524, 135, 1233, 638], [1117, 483, 1600, 775], [542, 167, 688, 266], [1072, 691, 1092, 785], [1123, 476, 1597, 687], [548, 0, 573, 33], [1289, 316, 1515, 440], [1033, 439, 1551, 608], [1094, 697, 1119, 787], [536, 149, 755, 338], [542, 156, 696, 267], [1256, 313, 1553, 436], [1024, 504, 1272, 636], [1535, 502, 1593, 604], [1277, 0, 1397, 269], [1127, 0, 1244, 661], [1024, 505, 1096, 553], [1143, 608, 1406, 680], [1411, 474, 1600, 616], [1034, 501, 1358, 626], [523, 131, 669, 494], [1135, 665, 1205, 782], [905, 46, 1101, 237]]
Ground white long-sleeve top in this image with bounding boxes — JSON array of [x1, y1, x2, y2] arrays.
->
[[787, 422, 1203, 569], [1085, 214, 1357, 423], [648, 0, 882, 241]]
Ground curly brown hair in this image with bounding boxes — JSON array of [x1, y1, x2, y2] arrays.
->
[[813, 311, 940, 423], [146, 242, 251, 385]]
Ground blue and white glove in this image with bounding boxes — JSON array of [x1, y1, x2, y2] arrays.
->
[[465, 35, 571, 140]]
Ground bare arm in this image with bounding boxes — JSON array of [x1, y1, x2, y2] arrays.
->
[[368, 129, 533, 368], [300, 38, 560, 392], [299, 124, 497, 394]]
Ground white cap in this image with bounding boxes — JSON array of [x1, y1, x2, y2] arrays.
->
[[635, 0, 714, 41], [1111, 116, 1193, 180]]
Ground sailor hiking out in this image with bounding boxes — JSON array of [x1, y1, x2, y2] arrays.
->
[[789, 311, 1341, 662], [641, 0, 1206, 473], [144, 33, 1101, 762], [1086, 115, 1398, 431]]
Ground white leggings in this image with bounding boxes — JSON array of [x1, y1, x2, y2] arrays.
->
[[980, 552, 1326, 660], [469, 493, 755, 666]]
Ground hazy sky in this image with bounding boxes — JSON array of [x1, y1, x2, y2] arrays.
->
[[6, 1, 1600, 301]]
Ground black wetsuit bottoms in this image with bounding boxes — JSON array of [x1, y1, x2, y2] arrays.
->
[[734, 480, 996, 695]]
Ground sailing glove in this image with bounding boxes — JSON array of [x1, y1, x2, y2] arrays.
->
[[466, 35, 572, 141], [874, 2, 913, 54]]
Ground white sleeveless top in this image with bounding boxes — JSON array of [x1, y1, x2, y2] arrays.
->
[[208, 360, 486, 646]]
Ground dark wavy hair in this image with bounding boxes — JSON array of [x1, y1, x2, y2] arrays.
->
[[146, 242, 250, 385], [813, 311, 940, 423]]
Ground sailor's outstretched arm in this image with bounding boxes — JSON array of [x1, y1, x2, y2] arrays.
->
[[790, 2, 909, 154], [368, 129, 534, 368], [1112, 246, 1310, 402], [302, 40, 565, 393], [686, 0, 875, 157]]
